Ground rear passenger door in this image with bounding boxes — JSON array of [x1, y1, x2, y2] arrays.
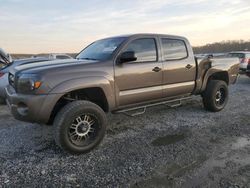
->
[[115, 37, 163, 106], [160, 38, 196, 97]]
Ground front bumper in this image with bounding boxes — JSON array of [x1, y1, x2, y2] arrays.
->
[[5, 85, 61, 124]]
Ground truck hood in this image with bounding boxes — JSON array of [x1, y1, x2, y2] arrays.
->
[[9, 58, 112, 94], [14, 59, 86, 73], [1, 57, 50, 72]]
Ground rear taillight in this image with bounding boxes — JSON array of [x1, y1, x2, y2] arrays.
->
[[0, 72, 4, 78]]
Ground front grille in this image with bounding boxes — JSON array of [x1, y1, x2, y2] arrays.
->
[[8, 73, 15, 87]]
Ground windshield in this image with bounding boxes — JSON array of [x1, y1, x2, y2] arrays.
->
[[76, 37, 127, 61]]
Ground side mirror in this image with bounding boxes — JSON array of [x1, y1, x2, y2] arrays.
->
[[7, 54, 12, 63], [0, 48, 12, 64], [119, 51, 137, 63]]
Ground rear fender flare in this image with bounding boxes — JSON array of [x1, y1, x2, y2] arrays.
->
[[201, 69, 229, 92], [49, 76, 115, 110]]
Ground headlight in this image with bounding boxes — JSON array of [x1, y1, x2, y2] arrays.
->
[[17, 74, 42, 93]]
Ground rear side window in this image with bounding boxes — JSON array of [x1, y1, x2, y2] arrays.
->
[[124, 38, 157, 62], [161, 39, 188, 60]]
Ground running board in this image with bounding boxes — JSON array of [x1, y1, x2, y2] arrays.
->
[[114, 96, 192, 117]]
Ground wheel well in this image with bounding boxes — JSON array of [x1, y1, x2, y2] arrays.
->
[[208, 71, 229, 85], [48, 87, 109, 125]]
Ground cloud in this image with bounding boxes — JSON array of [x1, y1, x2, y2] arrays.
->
[[0, 0, 250, 53]]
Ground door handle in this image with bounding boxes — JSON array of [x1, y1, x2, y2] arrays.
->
[[186, 64, 193, 69], [152, 67, 162, 72]]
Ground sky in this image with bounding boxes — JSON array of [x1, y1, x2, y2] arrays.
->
[[0, 0, 250, 54]]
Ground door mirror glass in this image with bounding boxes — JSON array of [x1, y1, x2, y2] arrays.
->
[[119, 51, 137, 63]]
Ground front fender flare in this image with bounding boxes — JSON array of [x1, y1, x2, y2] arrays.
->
[[51, 76, 115, 109]]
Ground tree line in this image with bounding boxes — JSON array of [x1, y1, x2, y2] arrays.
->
[[193, 40, 250, 54], [11, 40, 250, 59]]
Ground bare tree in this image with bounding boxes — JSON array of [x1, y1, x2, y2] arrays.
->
[[193, 40, 250, 54]]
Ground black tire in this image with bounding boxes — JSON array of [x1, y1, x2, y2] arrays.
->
[[202, 80, 228, 112], [54, 100, 107, 154], [0, 97, 6, 105]]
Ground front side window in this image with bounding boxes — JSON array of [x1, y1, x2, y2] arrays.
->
[[161, 39, 188, 60], [124, 38, 157, 62]]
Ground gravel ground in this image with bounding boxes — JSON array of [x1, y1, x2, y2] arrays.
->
[[0, 75, 250, 187]]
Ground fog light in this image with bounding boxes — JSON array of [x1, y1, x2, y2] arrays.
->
[[34, 81, 42, 89]]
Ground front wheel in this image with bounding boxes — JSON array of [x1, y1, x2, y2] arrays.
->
[[202, 80, 228, 112], [54, 100, 107, 154]]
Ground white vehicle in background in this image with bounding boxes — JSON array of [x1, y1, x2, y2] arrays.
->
[[195, 53, 226, 59], [227, 51, 250, 72], [0, 48, 14, 104], [31, 54, 73, 60], [49, 54, 73, 60]]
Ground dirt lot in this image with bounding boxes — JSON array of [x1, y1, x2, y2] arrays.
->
[[0, 75, 250, 187]]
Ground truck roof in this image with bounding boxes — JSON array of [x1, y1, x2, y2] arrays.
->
[[102, 33, 188, 41]]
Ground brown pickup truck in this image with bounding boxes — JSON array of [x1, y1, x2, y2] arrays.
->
[[6, 34, 239, 154]]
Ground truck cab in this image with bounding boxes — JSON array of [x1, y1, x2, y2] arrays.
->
[[114, 34, 196, 107]]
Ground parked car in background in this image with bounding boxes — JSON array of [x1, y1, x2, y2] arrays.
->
[[0, 48, 13, 103], [227, 51, 250, 72], [32, 54, 73, 60], [195, 53, 226, 59], [49, 54, 73, 60], [0, 57, 50, 104]]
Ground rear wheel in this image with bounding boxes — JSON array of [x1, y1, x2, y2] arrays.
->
[[202, 80, 228, 112], [54, 100, 107, 154]]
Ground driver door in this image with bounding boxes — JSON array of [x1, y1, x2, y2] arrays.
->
[[114, 37, 163, 107]]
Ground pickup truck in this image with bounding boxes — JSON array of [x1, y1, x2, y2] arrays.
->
[[5, 34, 239, 154]]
